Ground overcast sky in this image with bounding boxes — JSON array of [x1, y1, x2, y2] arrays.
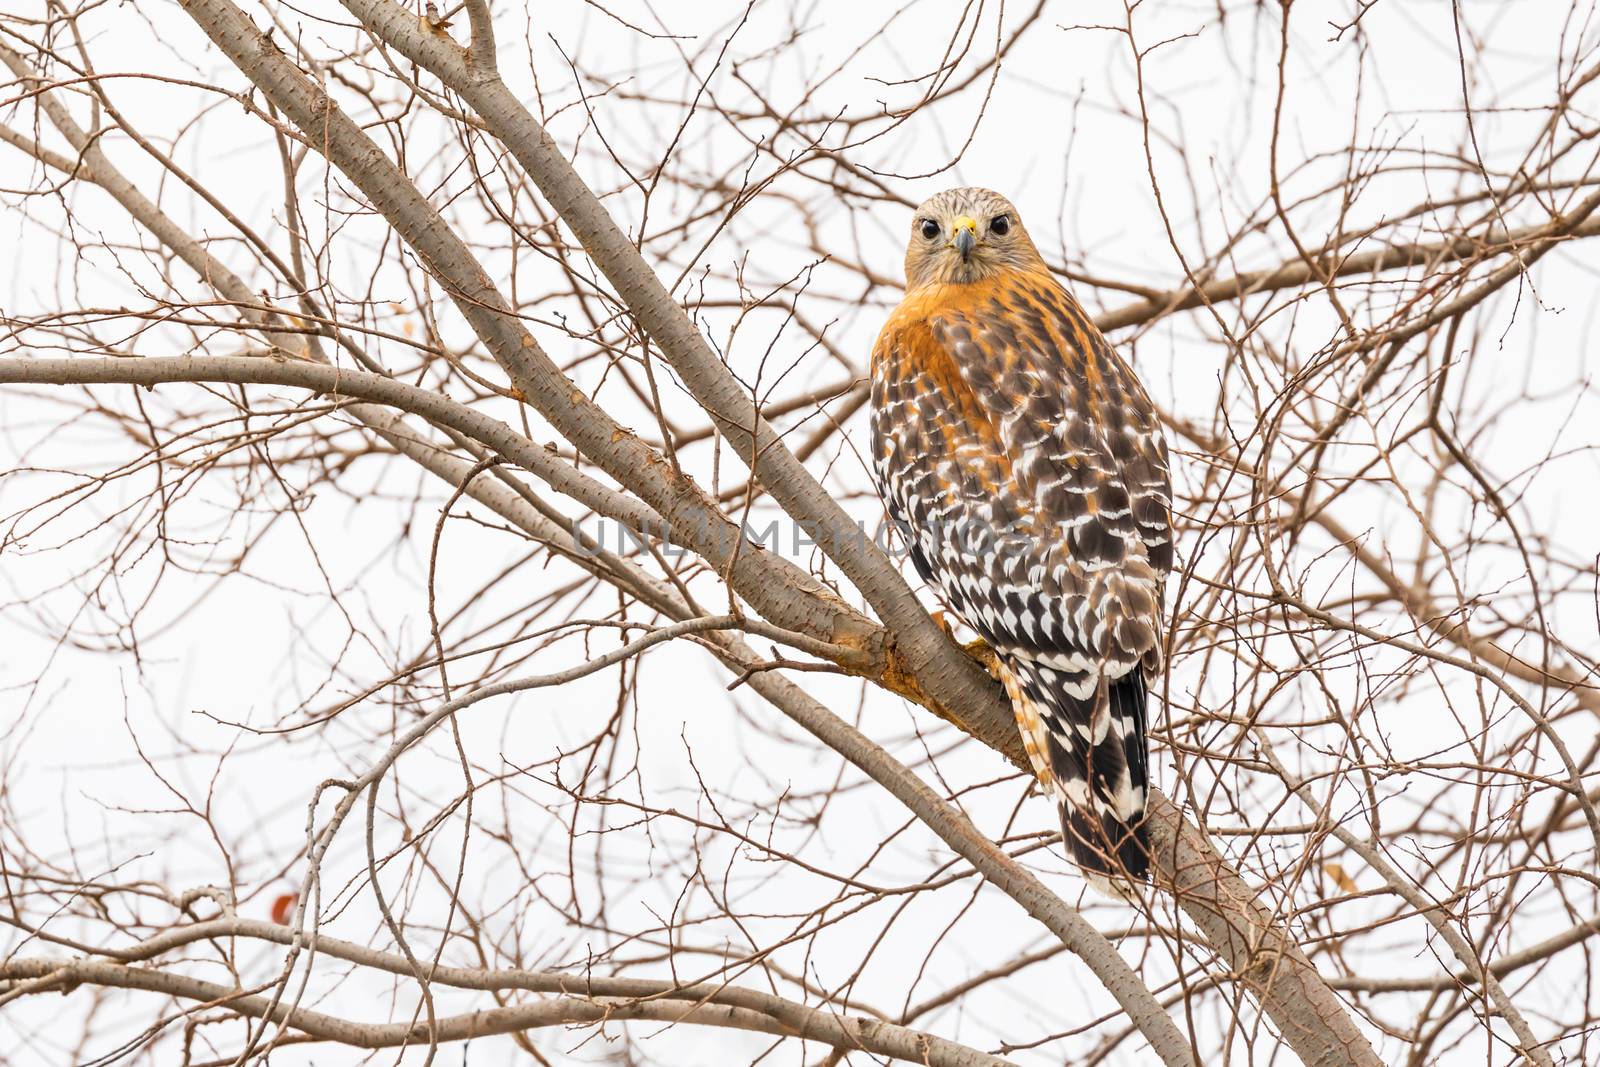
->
[[4, 2, 1599, 1064]]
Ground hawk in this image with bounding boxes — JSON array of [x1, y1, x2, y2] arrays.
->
[[869, 188, 1172, 894]]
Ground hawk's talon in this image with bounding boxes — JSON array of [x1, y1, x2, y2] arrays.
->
[[931, 611, 1003, 681], [962, 636, 1004, 682]]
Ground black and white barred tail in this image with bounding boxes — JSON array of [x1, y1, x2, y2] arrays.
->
[[1002, 658, 1151, 896]]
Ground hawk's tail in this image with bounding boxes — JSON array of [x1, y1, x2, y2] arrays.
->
[[1003, 659, 1151, 896]]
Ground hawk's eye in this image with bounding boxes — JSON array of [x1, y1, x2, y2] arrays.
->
[[918, 218, 940, 241], [989, 214, 1011, 236]]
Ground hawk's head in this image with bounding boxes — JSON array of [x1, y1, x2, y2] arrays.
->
[[903, 187, 1045, 288]]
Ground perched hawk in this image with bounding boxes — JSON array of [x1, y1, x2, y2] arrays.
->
[[869, 188, 1172, 894]]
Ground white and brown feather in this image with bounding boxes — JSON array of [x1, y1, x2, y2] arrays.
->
[[870, 188, 1172, 890]]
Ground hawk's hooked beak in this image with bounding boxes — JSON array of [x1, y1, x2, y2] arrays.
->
[[952, 216, 978, 261]]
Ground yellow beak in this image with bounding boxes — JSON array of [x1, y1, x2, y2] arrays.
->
[[952, 216, 978, 260]]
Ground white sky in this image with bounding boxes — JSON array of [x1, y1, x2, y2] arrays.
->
[[3, 1, 1599, 1064]]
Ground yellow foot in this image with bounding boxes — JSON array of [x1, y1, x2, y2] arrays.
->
[[931, 612, 1004, 682], [963, 636, 1004, 682]]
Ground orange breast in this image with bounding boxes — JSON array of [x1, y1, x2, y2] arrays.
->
[[872, 273, 1037, 501]]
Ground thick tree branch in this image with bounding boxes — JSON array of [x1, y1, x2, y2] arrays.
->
[[168, 1, 857, 642], [329, 0, 1017, 751]]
